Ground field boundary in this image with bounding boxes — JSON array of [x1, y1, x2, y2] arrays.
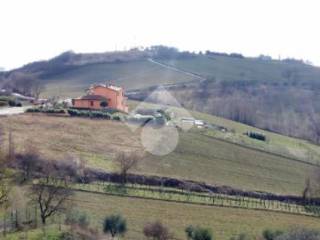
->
[[69, 184, 320, 219]]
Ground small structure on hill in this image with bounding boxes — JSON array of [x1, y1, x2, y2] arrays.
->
[[72, 84, 128, 112]]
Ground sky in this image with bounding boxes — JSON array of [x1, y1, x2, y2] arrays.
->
[[0, 0, 319, 70]]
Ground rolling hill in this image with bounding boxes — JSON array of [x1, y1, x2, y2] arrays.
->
[[2, 106, 320, 195], [2, 47, 318, 144]]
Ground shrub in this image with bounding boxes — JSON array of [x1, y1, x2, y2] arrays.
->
[[65, 210, 90, 229], [103, 214, 127, 238], [8, 99, 17, 106], [26, 108, 65, 114], [112, 115, 121, 121], [143, 221, 172, 240], [185, 225, 213, 240], [262, 229, 284, 240], [67, 109, 111, 119], [0, 101, 7, 107], [100, 101, 108, 108], [246, 131, 266, 141], [26, 108, 40, 113]]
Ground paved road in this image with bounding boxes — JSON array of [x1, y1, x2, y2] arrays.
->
[[0, 107, 27, 116]]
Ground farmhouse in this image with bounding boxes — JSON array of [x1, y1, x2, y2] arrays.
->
[[72, 84, 128, 112]]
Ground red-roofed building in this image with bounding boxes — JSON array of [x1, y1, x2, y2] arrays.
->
[[72, 84, 128, 112]]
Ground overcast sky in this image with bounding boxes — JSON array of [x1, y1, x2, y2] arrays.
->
[[0, 0, 319, 70]]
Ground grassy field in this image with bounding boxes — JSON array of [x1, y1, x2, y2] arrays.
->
[[159, 55, 320, 83], [42, 60, 197, 98], [1, 113, 319, 195], [129, 100, 320, 163], [71, 191, 320, 240], [4, 189, 320, 240], [40, 54, 320, 99]]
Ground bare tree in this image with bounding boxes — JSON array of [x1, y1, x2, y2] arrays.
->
[[115, 152, 141, 184], [18, 142, 41, 181], [309, 111, 320, 144], [31, 176, 73, 225], [31, 79, 45, 100], [303, 167, 320, 199]]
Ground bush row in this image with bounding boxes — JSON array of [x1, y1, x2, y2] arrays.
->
[[26, 108, 65, 114], [246, 131, 266, 141], [68, 109, 112, 119]]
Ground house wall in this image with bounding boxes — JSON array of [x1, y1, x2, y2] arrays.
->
[[73, 99, 101, 109], [92, 86, 128, 112]]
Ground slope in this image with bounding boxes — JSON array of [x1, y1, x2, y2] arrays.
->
[[42, 60, 198, 98]]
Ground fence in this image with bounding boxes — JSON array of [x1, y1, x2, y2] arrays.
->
[[70, 181, 320, 217]]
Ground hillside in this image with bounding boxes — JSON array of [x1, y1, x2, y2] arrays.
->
[[2, 109, 320, 195], [42, 60, 197, 98], [1, 47, 320, 143], [71, 191, 320, 240]]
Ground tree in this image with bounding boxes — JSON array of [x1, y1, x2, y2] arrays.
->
[[115, 152, 141, 184], [17, 142, 41, 181], [143, 221, 173, 240], [31, 79, 46, 100], [303, 167, 320, 199], [31, 177, 73, 225], [100, 100, 108, 108], [185, 225, 213, 240], [103, 214, 127, 239]]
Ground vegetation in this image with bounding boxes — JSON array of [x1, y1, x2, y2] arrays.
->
[[185, 225, 213, 240], [115, 152, 141, 184], [246, 131, 266, 141], [156, 55, 320, 144], [67, 109, 112, 119], [0, 96, 22, 107], [1, 114, 319, 195], [103, 214, 127, 238], [26, 107, 65, 114], [263, 229, 284, 240], [143, 221, 172, 240], [31, 179, 73, 225]]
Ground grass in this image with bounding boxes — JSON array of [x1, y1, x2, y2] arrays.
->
[[68, 182, 320, 217], [159, 55, 320, 83], [3, 226, 62, 240], [1, 113, 318, 195], [4, 188, 320, 240], [42, 60, 197, 98], [129, 100, 320, 164], [71, 190, 320, 240]]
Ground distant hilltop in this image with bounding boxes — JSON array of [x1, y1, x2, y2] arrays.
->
[[0, 67, 4, 72]]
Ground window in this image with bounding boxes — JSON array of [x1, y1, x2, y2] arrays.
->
[[90, 101, 94, 107]]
